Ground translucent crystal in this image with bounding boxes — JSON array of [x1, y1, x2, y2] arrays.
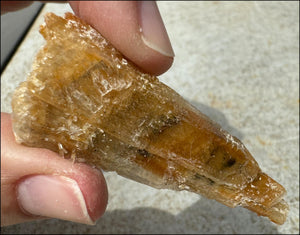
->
[[11, 12, 288, 225]]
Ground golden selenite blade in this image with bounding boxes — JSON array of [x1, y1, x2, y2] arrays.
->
[[11, 12, 288, 225]]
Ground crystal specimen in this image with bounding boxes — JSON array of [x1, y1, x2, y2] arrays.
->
[[11, 12, 288, 225]]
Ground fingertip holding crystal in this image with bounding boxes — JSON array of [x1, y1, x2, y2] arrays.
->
[[11, 12, 288, 225], [138, 1, 175, 57], [17, 175, 94, 225]]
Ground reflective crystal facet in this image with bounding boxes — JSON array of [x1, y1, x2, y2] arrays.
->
[[11, 13, 288, 225]]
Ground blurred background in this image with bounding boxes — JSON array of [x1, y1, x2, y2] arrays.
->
[[1, 2, 43, 70]]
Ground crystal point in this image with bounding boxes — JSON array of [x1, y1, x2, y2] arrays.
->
[[11, 12, 288, 225]]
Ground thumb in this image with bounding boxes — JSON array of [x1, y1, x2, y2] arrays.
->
[[69, 1, 174, 76], [1, 113, 108, 226]]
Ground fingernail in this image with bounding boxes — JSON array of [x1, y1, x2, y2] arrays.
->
[[139, 1, 175, 57], [17, 175, 94, 225]]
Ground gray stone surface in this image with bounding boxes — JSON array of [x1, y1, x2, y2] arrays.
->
[[1, 2, 43, 69], [1, 2, 299, 234]]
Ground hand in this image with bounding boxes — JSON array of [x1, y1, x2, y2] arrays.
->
[[1, 1, 174, 226]]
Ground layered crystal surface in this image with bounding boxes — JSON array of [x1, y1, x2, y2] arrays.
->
[[11, 13, 288, 225]]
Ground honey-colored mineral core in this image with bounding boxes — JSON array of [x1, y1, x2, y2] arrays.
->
[[11, 12, 288, 225]]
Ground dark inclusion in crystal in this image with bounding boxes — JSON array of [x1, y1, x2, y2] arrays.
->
[[11, 12, 288, 225]]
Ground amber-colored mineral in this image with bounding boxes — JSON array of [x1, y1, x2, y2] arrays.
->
[[12, 12, 288, 224]]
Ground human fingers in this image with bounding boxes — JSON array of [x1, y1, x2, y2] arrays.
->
[[69, 1, 174, 76], [1, 113, 108, 226]]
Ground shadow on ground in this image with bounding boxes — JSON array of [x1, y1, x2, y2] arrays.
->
[[2, 197, 279, 234], [2, 102, 278, 234]]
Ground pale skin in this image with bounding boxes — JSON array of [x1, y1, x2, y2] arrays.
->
[[1, 1, 174, 226]]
